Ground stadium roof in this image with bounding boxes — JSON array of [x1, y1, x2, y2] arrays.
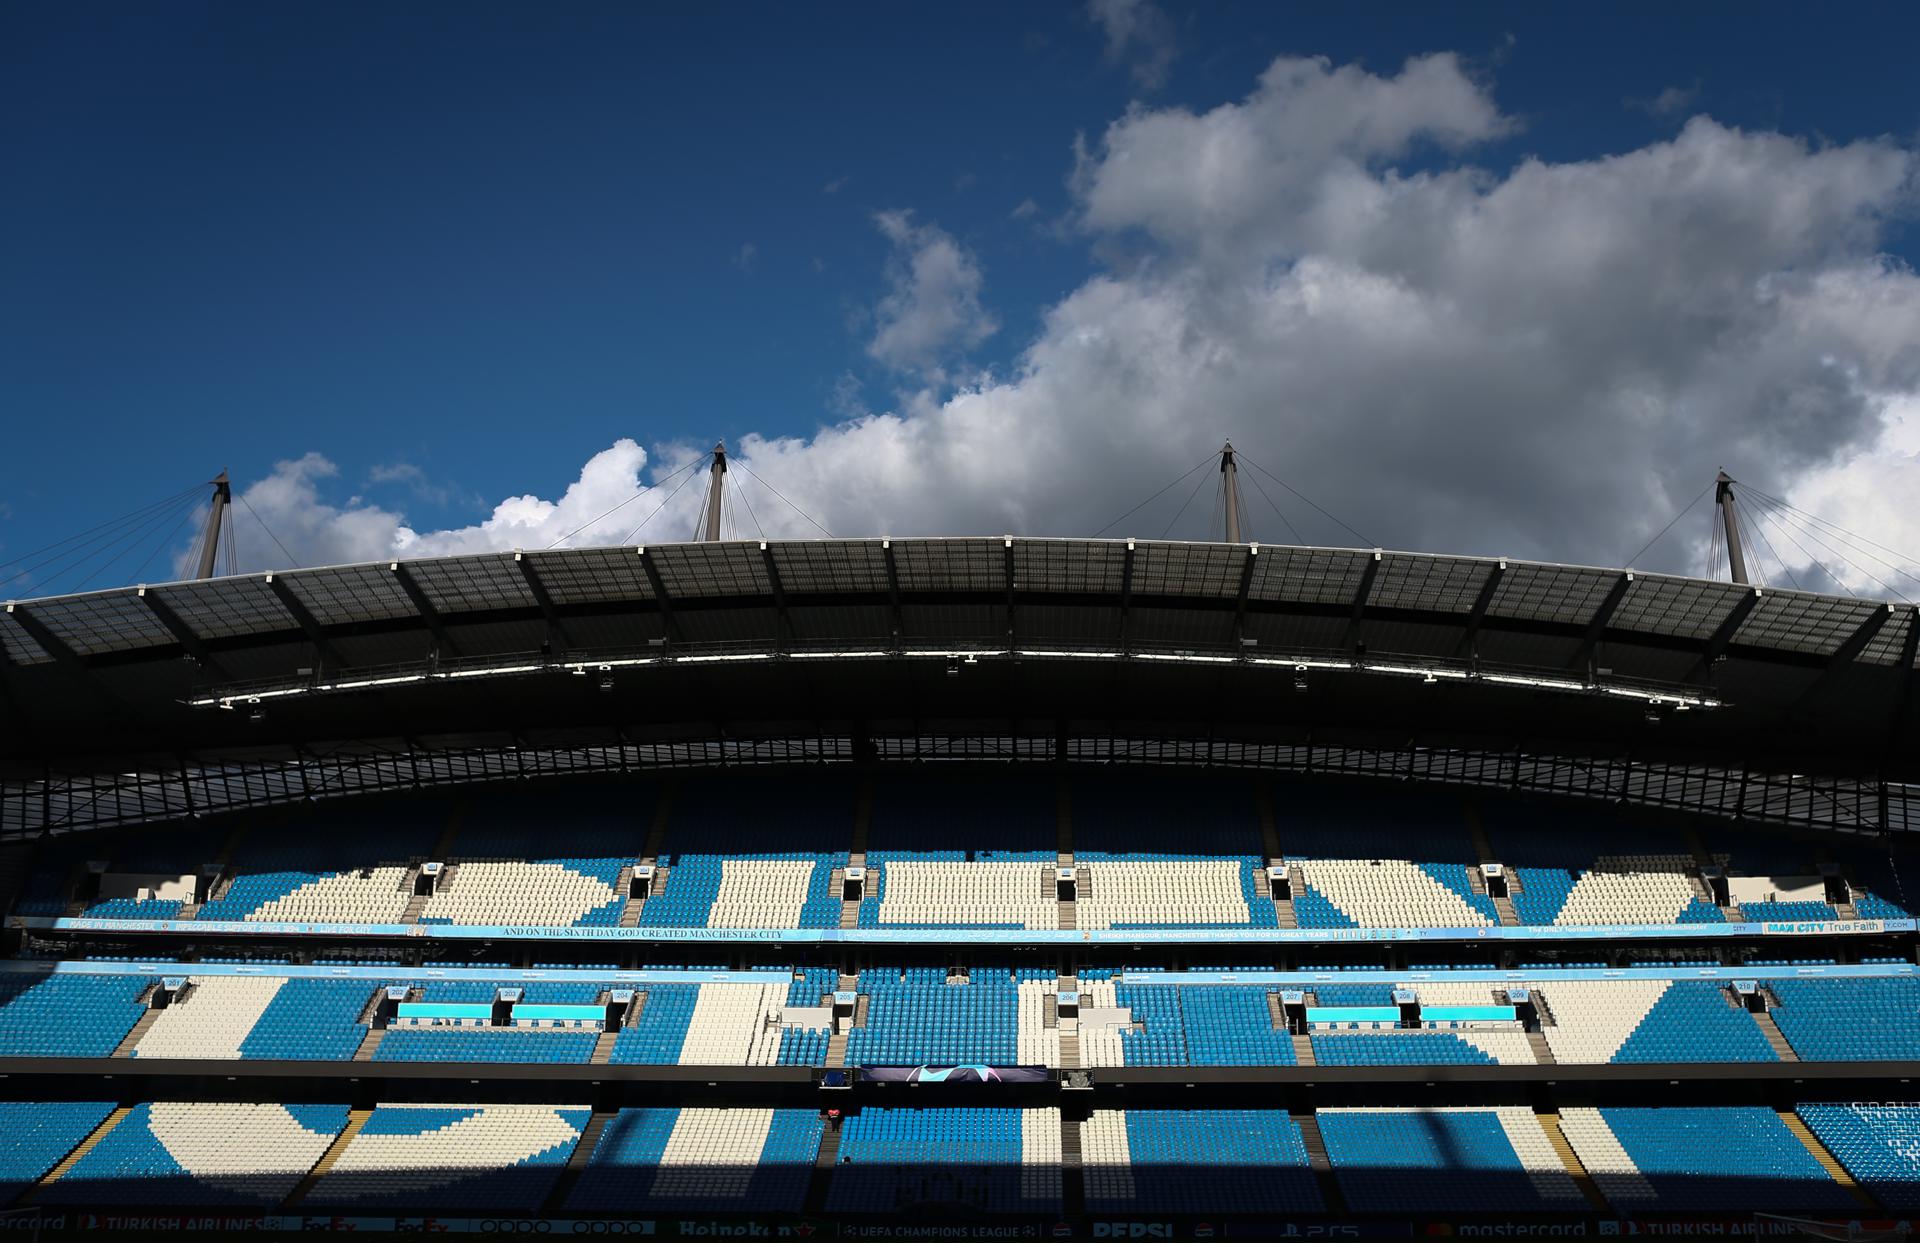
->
[[2, 538, 1915, 791]]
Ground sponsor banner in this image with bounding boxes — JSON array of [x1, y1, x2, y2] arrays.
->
[[860, 1065, 1051, 1084], [23, 916, 1914, 946]]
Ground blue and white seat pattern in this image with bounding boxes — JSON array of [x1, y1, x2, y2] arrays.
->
[[567, 1107, 823, 1212], [304, 1105, 590, 1210], [1559, 1106, 1856, 1211], [41, 1104, 348, 1206]]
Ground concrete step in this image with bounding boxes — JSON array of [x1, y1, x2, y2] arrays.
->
[[805, 1115, 843, 1213], [643, 784, 673, 860], [1293, 1113, 1345, 1216], [1465, 801, 1496, 864], [1752, 1009, 1799, 1061], [400, 891, 430, 923], [1060, 1114, 1085, 1219], [1274, 896, 1297, 929], [541, 1110, 614, 1214], [1526, 1030, 1556, 1065], [282, 1108, 372, 1207], [25, 1105, 132, 1198], [1057, 900, 1076, 931], [591, 1030, 619, 1064], [1537, 1111, 1609, 1211], [352, 1028, 385, 1062], [1256, 778, 1283, 861], [1492, 893, 1520, 927], [1291, 1034, 1316, 1066], [825, 1032, 849, 1068], [1059, 1031, 1080, 1070], [113, 1006, 161, 1058], [840, 897, 861, 929], [1779, 1108, 1878, 1210]]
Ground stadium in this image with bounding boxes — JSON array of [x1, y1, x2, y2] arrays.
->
[[1, 452, 1919, 1239]]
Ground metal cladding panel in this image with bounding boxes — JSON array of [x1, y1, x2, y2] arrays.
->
[[1593, 641, 1697, 685], [1359, 618, 1466, 659], [1861, 608, 1917, 666], [1474, 628, 1584, 670], [770, 541, 889, 593], [25, 591, 172, 655], [893, 539, 1003, 592], [327, 632, 436, 668], [786, 603, 892, 643], [1131, 603, 1235, 646], [407, 555, 537, 614], [649, 542, 769, 599], [0, 608, 53, 664], [1610, 576, 1749, 642], [1132, 542, 1244, 598], [672, 604, 780, 643], [554, 612, 663, 650], [280, 564, 418, 626], [1247, 547, 1372, 605], [440, 618, 548, 657], [899, 602, 1001, 640], [151, 576, 299, 640], [1734, 592, 1888, 658], [525, 548, 653, 605], [1013, 539, 1125, 594], [1367, 554, 1491, 615], [1016, 603, 1121, 644], [202, 639, 314, 681], [1242, 612, 1349, 653], [1487, 563, 1622, 626]]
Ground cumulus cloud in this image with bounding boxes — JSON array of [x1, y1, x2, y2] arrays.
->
[[1088, 0, 1178, 91], [1630, 82, 1703, 118], [184, 440, 720, 575], [865, 211, 998, 379], [201, 51, 1920, 600]]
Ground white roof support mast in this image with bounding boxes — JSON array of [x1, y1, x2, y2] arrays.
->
[[1715, 469, 1749, 585], [1220, 441, 1243, 544], [698, 441, 727, 542]]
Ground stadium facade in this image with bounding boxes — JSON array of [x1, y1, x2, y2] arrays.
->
[[2, 512, 1919, 1237]]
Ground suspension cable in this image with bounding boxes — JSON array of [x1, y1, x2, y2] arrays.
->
[[1160, 466, 1214, 540], [620, 461, 705, 544], [1622, 480, 1714, 568], [1091, 451, 1217, 539], [547, 452, 708, 549], [239, 494, 301, 570], [1233, 451, 1374, 548], [729, 459, 836, 540]]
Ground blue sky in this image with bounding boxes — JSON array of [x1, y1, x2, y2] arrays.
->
[[6, 2, 1920, 598]]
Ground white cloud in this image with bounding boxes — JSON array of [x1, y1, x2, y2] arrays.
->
[[200, 51, 1920, 601], [731, 242, 758, 274], [865, 211, 998, 379], [1088, 0, 1177, 91], [822, 176, 849, 195], [1630, 82, 1703, 118], [187, 441, 722, 575]]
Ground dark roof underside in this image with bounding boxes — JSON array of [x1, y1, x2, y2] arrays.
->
[[1, 538, 1914, 784]]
